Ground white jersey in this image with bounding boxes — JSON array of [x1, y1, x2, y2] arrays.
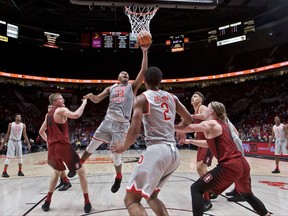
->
[[106, 83, 135, 123], [273, 123, 286, 141], [227, 119, 244, 155], [9, 122, 24, 141], [142, 89, 177, 146]]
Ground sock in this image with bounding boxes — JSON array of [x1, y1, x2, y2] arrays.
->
[[116, 173, 122, 179], [276, 165, 279, 170], [203, 192, 210, 202], [3, 167, 7, 172], [62, 176, 69, 183], [84, 193, 90, 204], [46, 192, 53, 202], [80, 159, 85, 164]]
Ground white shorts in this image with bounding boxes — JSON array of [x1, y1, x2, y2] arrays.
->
[[275, 140, 288, 155], [126, 143, 180, 198], [6, 140, 22, 158], [93, 117, 130, 146]]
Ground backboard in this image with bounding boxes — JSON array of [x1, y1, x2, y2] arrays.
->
[[70, 0, 218, 10]]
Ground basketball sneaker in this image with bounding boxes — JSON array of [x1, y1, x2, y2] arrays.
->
[[41, 201, 50, 212], [227, 194, 246, 202], [2, 171, 9, 178], [272, 169, 280, 173], [203, 201, 213, 212], [111, 177, 122, 193], [58, 182, 72, 191], [18, 171, 24, 176], [225, 188, 236, 196], [84, 203, 92, 213], [55, 178, 64, 189], [209, 192, 218, 199]]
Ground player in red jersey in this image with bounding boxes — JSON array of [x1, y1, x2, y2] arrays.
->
[[175, 101, 270, 216], [39, 93, 91, 213], [45, 104, 72, 191], [190, 91, 213, 211]]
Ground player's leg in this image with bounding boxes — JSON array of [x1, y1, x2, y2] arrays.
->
[[125, 191, 147, 216], [146, 144, 180, 215], [111, 152, 122, 193], [57, 171, 72, 191], [236, 158, 270, 215], [110, 128, 128, 193], [80, 138, 103, 163], [191, 166, 231, 216], [81, 123, 110, 163], [146, 190, 169, 216], [2, 141, 14, 177], [76, 166, 92, 213], [16, 141, 24, 176], [57, 143, 92, 213], [2, 158, 9, 177], [196, 149, 213, 211], [272, 141, 281, 173], [42, 169, 62, 212]]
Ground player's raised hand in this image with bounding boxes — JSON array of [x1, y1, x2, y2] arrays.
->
[[83, 93, 93, 100]]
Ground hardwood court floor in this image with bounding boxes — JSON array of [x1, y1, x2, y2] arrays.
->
[[0, 149, 287, 216]]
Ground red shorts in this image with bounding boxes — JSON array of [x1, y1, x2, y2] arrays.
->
[[48, 143, 82, 172], [196, 147, 213, 166], [201, 156, 252, 195]]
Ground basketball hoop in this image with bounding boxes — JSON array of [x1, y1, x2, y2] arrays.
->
[[125, 5, 159, 34]]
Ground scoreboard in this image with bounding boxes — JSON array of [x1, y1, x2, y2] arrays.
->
[[0, 20, 19, 42], [208, 20, 255, 46], [89, 32, 131, 49], [170, 35, 184, 52]]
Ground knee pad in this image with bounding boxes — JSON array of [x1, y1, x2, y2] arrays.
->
[[112, 152, 122, 166], [86, 139, 102, 153], [4, 158, 10, 165]]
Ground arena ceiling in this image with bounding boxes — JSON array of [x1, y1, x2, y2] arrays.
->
[[0, 0, 288, 79], [0, 0, 287, 38]]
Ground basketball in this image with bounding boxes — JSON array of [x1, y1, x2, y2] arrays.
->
[[137, 30, 152, 46]]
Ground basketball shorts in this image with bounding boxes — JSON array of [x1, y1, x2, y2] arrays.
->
[[6, 140, 22, 158], [126, 143, 180, 198], [198, 156, 252, 196], [93, 116, 130, 146], [48, 143, 82, 172], [275, 139, 288, 155]]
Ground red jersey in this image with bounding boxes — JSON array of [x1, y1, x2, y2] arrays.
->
[[47, 107, 70, 146], [206, 119, 242, 163], [193, 108, 205, 140]]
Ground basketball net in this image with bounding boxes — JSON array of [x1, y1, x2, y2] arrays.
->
[[125, 5, 159, 34]]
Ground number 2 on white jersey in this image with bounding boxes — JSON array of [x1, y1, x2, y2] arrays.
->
[[161, 102, 171, 120]]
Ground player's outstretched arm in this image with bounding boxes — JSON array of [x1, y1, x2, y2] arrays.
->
[[60, 99, 88, 119], [83, 87, 110, 104], [179, 138, 208, 148], [132, 43, 151, 94]]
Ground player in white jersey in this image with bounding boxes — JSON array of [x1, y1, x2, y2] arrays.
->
[[268, 116, 288, 173], [78, 42, 151, 193], [111, 66, 193, 216], [1, 114, 30, 178]]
